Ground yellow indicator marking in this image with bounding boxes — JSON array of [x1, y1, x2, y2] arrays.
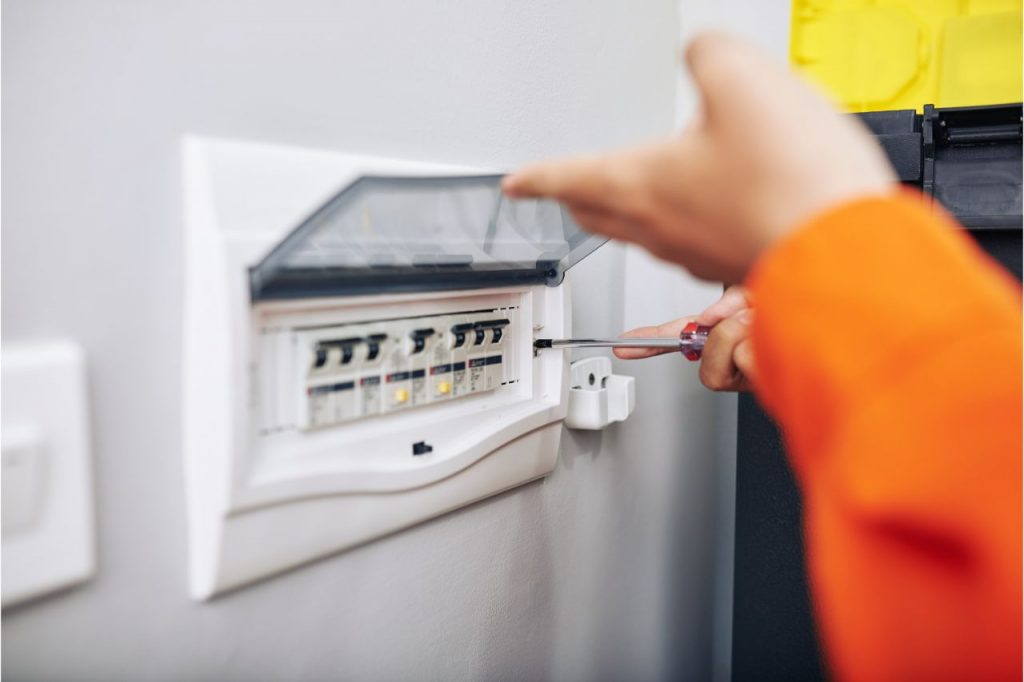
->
[[393, 388, 409, 404], [437, 381, 452, 395]]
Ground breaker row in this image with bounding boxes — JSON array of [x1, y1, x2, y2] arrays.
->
[[297, 310, 518, 430]]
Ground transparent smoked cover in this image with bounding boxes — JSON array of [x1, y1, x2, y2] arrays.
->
[[250, 175, 607, 300]]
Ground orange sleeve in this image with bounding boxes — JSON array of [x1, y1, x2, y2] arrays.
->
[[746, 192, 1022, 682]]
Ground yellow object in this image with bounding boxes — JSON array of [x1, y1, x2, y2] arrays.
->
[[393, 388, 409, 404], [437, 381, 452, 395], [790, 0, 1022, 112]]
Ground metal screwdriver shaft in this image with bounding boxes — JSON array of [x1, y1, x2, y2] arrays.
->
[[534, 338, 681, 349], [535, 323, 712, 361]]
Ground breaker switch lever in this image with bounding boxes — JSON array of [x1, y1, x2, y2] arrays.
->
[[407, 328, 436, 354]]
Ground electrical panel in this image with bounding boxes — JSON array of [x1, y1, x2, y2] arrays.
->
[[182, 139, 605, 599]]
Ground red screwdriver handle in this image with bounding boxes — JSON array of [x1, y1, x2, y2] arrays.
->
[[679, 322, 712, 361]]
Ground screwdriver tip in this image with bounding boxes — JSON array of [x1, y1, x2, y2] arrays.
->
[[534, 339, 553, 349]]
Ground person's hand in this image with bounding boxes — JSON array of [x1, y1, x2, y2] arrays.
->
[[503, 32, 896, 283], [694, 285, 756, 391], [614, 285, 757, 392]]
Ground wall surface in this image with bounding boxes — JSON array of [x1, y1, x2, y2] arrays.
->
[[2, 1, 732, 680]]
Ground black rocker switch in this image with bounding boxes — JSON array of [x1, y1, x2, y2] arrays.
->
[[408, 328, 436, 354], [366, 333, 387, 361]]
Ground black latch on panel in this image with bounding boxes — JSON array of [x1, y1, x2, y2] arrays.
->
[[538, 259, 565, 287], [858, 102, 1022, 231]]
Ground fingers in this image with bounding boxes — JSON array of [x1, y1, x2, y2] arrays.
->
[[503, 154, 618, 207], [734, 337, 758, 387], [502, 144, 664, 218], [698, 308, 754, 392], [696, 285, 750, 326], [569, 206, 635, 242], [613, 317, 695, 360]]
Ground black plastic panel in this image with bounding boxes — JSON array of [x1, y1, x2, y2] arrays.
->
[[856, 103, 1023, 227], [732, 395, 827, 682], [858, 109, 922, 182], [932, 142, 1022, 229]]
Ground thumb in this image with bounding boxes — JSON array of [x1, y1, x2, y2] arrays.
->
[[696, 285, 750, 326], [683, 32, 759, 129], [683, 31, 808, 133]]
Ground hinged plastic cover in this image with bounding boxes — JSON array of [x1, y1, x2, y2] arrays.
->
[[250, 174, 606, 300]]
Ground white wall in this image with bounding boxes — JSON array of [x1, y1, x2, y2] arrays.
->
[[2, 1, 735, 679]]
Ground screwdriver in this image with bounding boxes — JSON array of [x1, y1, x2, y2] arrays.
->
[[534, 323, 711, 361]]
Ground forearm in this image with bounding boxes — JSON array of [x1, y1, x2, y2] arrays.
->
[[747, 192, 1022, 680]]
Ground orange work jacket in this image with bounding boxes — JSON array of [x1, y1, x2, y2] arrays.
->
[[747, 192, 1023, 682]]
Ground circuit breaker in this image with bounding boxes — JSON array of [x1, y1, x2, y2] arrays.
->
[[288, 310, 516, 431], [183, 140, 606, 599]]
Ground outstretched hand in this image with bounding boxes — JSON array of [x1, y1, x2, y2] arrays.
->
[[503, 32, 895, 283]]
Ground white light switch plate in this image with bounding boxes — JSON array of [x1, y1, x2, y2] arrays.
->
[[2, 341, 95, 606]]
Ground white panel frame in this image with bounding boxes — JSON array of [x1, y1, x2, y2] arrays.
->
[[182, 137, 571, 599]]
